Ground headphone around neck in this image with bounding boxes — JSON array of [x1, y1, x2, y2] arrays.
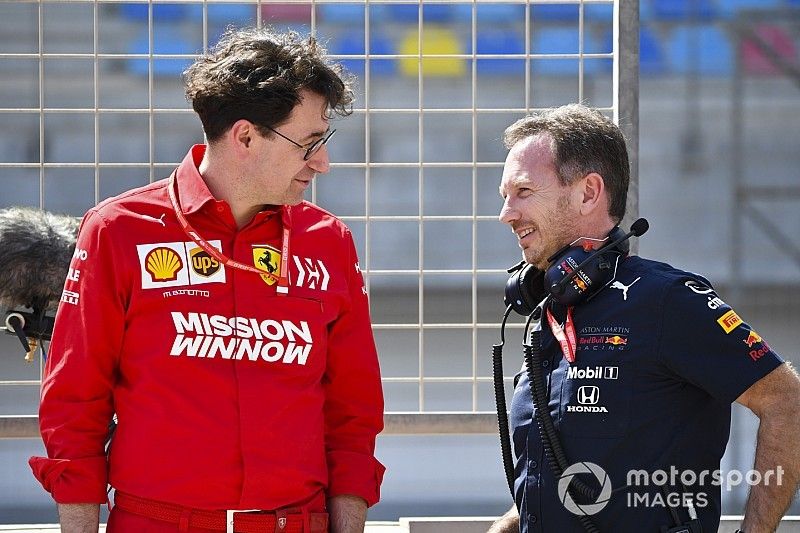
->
[[504, 219, 649, 315]]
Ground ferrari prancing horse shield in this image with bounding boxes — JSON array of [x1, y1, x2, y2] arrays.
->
[[252, 245, 281, 285]]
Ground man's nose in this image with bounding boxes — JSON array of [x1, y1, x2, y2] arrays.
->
[[499, 199, 519, 226], [306, 145, 330, 174]]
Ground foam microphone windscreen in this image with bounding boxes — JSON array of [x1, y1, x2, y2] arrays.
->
[[630, 218, 649, 237], [0, 207, 79, 311]]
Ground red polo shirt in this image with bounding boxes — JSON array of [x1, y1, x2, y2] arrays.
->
[[31, 145, 385, 510]]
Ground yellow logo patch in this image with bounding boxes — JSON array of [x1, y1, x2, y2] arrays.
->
[[145, 247, 183, 282], [190, 247, 220, 277], [252, 245, 281, 285], [717, 310, 743, 334]]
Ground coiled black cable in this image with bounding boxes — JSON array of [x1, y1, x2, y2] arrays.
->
[[524, 307, 601, 533], [492, 305, 515, 497]]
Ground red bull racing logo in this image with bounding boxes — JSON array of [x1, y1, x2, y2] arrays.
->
[[579, 334, 629, 351], [605, 335, 627, 346], [743, 330, 770, 362], [743, 330, 762, 348]]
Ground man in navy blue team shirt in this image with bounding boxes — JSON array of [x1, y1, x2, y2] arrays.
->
[[488, 104, 800, 533]]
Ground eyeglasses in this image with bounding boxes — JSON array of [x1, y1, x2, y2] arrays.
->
[[264, 125, 336, 161]]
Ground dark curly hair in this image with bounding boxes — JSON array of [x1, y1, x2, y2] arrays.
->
[[503, 104, 630, 223], [184, 27, 354, 143]]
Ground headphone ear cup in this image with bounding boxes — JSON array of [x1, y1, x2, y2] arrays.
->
[[545, 248, 620, 306], [504, 264, 546, 315]]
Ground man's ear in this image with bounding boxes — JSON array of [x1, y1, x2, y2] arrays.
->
[[228, 119, 255, 152], [578, 172, 606, 216]]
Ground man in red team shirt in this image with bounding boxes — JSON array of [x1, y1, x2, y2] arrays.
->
[[30, 27, 384, 533]]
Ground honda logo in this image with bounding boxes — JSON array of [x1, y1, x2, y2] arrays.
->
[[577, 386, 600, 405]]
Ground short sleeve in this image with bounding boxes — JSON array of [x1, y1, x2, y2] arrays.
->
[[658, 276, 783, 403]]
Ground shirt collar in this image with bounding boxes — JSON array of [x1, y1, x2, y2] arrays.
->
[[174, 144, 217, 215]]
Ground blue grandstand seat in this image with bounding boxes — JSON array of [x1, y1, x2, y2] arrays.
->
[[319, 4, 365, 24], [320, 4, 391, 24], [476, 31, 524, 75], [530, 4, 614, 23], [332, 33, 396, 76], [186, 4, 254, 25], [597, 24, 665, 75], [127, 27, 195, 77], [532, 27, 605, 76], [585, 4, 613, 22], [422, 4, 453, 22], [453, 4, 525, 24], [639, 25, 667, 75], [120, 4, 187, 21], [666, 25, 734, 76], [640, 0, 653, 21], [386, 4, 453, 22], [650, 0, 716, 20], [388, 5, 419, 22], [716, 0, 782, 18], [532, 4, 578, 22]]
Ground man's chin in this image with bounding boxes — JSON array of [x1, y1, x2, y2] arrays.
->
[[523, 251, 547, 271]]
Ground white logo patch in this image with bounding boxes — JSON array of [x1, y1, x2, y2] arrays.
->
[[139, 213, 166, 226], [170, 312, 313, 365], [293, 256, 330, 291], [567, 366, 619, 380], [610, 276, 641, 300], [136, 241, 226, 289], [566, 385, 609, 413], [60, 289, 80, 305]]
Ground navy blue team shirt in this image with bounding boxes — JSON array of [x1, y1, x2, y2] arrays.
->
[[510, 255, 784, 533]]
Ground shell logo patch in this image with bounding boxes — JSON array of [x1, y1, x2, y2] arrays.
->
[[137, 241, 226, 289], [717, 310, 743, 334], [190, 247, 220, 277], [252, 245, 281, 285], [145, 247, 183, 282]]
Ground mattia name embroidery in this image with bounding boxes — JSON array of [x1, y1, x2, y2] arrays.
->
[[170, 312, 313, 365]]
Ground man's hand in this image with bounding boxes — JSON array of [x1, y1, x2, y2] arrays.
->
[[487, 505, 519, 533], [57, 503, 99, 533], [328, 494, 368, 533], [736, 362, 800, 533]]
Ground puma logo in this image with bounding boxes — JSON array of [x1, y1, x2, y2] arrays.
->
[[140, 213, 166, 227], [610, 277, 641, 301]]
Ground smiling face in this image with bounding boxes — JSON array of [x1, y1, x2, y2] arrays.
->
[[247, 90, 331, 206], [498, 133, 582, 270]]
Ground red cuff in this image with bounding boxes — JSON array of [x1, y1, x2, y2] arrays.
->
[[326, 451, 385, 507], [29, 455, 109, 504]]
